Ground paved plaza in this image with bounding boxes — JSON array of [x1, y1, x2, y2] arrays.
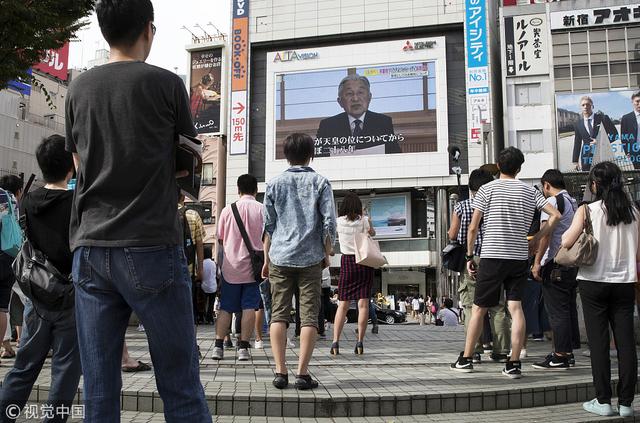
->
[[2, 321, 639, 422]]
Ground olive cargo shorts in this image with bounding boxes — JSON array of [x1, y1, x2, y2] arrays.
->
[[269, 262, 322, 329]]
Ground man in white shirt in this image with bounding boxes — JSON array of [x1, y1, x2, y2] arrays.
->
[[201, 246, 218, 324], [411, 297, 420, 320], [620, 90, 640, 169]]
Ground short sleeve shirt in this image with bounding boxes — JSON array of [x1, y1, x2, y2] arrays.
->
[[454, 198, 482, 256], [65, 61, 195, 250], [185, 209, 205, 244], [337, 216, 370, 255], [473, 179, 547, 260], [539, 191, 577, 266], [217, 195, 264, 284]]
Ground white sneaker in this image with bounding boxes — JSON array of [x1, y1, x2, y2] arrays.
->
[[137, 324, 145, 332], [509, 349, 527, 360], [211, 346, 224, 360], [619, 404, 634, 417], [287, 337, 296, 348], [237, 348, 250, 361], [254, 339, 264, 349], [582, 399, 615, 416]]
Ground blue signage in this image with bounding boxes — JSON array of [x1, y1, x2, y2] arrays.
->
[[233, 0, 249, 18], [8, 68, 32, 96], [465, 0, 487, 69]]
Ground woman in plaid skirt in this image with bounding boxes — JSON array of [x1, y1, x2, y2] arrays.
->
[[331, 193, 376, 355]]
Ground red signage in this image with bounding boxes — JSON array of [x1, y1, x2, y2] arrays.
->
[[33, 43, 69, 81]]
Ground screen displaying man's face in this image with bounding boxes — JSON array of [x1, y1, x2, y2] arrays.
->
[[633, 96, 640, 113], [337, 80, 372, 119], [581, 99, 593, 117]]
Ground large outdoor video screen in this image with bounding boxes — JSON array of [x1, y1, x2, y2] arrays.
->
[[274, 63, 438, 158], [265, 38, 450, 181], [556, 90, 638, 172]]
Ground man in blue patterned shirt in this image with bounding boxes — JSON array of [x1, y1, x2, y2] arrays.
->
[[448, 169, 511, 363], [262, 133, 336, 390]]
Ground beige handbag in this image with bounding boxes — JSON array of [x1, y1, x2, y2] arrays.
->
[[554, 204, 598, 267], [354, 220, 387, 268]]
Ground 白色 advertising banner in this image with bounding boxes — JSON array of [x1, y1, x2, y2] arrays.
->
[[556, 90, 639, 172]]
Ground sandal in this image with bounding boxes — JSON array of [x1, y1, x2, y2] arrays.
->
[[330, 342, 339, 355], [122, 360, 152, 372], [1, 351, 16, 359], [354, 341, 364, 355]]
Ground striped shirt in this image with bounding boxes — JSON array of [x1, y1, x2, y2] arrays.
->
[[454, 198, 482, 256], [473, 179, 547, 260]]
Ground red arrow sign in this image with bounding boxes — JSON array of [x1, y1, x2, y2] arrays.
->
[[233, 102, 245, 114]]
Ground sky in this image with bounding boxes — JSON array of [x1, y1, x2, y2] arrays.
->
[[556, 89, 635, 119], [68, 0, 231, 75]]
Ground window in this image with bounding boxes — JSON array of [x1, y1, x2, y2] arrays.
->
[[553, 24, 640, 91], [554, 66, 571, 78], [516, 130, 544, 153], [515, 83, 541, 106], [202, 163, 215, 186]]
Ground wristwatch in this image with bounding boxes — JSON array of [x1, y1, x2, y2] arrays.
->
[[465, 254, 474, 262]]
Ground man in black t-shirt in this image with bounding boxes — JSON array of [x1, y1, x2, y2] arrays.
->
[[0, 135, 80, 422], [64, 1, 210, 421]]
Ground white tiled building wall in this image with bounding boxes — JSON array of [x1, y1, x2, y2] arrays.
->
[[227, 0, 471, 204], [250, 0, 465, 43]]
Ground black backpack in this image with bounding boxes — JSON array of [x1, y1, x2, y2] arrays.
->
[[178, 207, 196, 269]]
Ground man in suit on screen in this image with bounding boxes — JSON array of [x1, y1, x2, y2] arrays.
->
[[619, 90, 640, 169], [571, 95, 617, 171], [316, 74, 400, 156]]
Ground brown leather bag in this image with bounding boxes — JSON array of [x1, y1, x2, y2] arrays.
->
[[554, 205, 598, 267]]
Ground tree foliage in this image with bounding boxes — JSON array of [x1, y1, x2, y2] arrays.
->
[[0, 0, 96, 89]]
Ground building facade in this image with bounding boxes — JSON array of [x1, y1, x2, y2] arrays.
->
[[501, 0, 640, 187], [228, 0, 505, 299], [0, 70, 68, 184]]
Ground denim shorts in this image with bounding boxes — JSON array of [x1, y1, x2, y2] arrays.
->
[[219, 278, 261, 313]]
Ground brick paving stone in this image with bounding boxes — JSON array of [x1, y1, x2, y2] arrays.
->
[[3, 323, 638, 418]]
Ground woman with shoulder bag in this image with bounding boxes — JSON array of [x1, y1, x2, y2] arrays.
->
[[331, 193, 376, 355], [561, 161, 638, 418]]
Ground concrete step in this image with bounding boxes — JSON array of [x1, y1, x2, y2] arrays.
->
[[17, 400, 640, 422], [3, 325, 638, 418]]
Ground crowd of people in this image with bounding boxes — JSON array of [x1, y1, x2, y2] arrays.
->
[[448, 147, 638, 418], [0, 1, 638, 422]]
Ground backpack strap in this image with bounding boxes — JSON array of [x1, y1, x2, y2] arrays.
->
[[178, 206, 196, 277], [555, 193, 565, 215], [231, 202, 255, 255]]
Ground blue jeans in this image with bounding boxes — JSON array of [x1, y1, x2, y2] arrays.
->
[[0, 299, 80, 423], [522, 278, 550, 336], [369, 301, 377, 325], [72, 246, 211, 423], [259, 279, 272, 325]]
